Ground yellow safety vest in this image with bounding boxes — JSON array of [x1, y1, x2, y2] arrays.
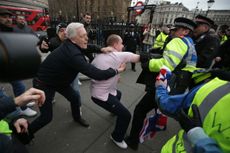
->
[[192, 70, 212, 84], [153, 32, 168, 49], [220, 35, 228, 45], [149, 37, 196, 73], [0, 120, 12, 136], [161, 78, 230, 153]]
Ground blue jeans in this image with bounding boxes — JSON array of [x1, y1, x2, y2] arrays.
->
[[10, 81, 26, 111], [1, 81, 26, 119], [10, 81, 25, 97], [91, 90, 131, 142], [0, 88, 5, 97], [143, 44, 151, 53], [7, 81, 27, 120], [0, 88, 21, 120], [71, 75, 81, 105]]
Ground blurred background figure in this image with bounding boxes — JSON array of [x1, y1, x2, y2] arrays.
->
[[13, 15, 36, 35], [123, 23, 141, 72], [217, 24, 229, 45], [152, 25, 170, 53], [214, 26, 230, 70], [81, 13, 96, 45], [142, 23, 155, 53]]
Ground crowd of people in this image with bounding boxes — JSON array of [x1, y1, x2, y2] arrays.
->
[[1, 7, 230, 153]]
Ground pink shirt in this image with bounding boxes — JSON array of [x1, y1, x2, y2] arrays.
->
[[90, 51, 137, 101]]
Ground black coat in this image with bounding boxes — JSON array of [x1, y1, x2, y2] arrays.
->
[[214, 39, 230, 69], [194, 32, 220, 68], [123, 31, 140, 52], [49, 36, 62, 52]]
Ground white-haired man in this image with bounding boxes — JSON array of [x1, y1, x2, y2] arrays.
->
[[28, 22, 126, 142]]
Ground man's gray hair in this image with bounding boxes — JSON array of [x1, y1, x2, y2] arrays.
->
[[65, 22, 84, 39]]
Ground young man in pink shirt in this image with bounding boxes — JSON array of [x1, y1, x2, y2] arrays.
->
[[90, 34, 140, 149]]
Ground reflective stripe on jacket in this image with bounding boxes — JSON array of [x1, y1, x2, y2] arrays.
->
[[149, 37, 188, 72], [181, 37, 197, 72]]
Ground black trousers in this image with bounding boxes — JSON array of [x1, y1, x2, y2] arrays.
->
[[128, 90, 157, 144], [29, 79, 81, 134], [131, 63, 136, 70], [12, 135, 29, 153], [92, 90, 131, 142]]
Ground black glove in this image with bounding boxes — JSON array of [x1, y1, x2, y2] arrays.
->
[[140, 52, 151, 63], [12, 131, 34, 145], [210, 69, 230, 81], [176, 104, 202, 133], [149, 47, 162, 54]]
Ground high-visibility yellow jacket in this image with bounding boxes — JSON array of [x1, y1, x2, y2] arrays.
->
[[149, 36, 197, 73], [0, 120, 12, 136], [220, 35, 228, 45], [153, 32, 168, 50], [161, 78, 230, 153]]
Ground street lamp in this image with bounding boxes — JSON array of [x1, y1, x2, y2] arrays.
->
[[206, 0, 215, 16]]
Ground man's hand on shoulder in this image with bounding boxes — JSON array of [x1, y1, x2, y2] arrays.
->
[[101, 46, 114, 53]]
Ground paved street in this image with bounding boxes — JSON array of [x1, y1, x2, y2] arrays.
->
[[1, 63, 180, 153]]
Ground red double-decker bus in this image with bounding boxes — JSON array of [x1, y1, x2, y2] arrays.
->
[[0, 5, 50, 31]]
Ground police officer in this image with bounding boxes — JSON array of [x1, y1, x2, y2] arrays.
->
[[193, 15, 220, 69], [152, 25, 169, 51], [214, 27, 230, 70], [126, 17, 197, 150], [123, 23, 141, 71], [155, 74, 230, 153]]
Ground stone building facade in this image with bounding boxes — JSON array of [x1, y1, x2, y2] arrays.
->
[[208, 10, 230, 26], [140, 1, 230, 27], [48, 0, 130, 23], [1, 0, 229, 26]]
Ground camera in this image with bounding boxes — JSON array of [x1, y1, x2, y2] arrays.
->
[[0, 33, 41, 82]]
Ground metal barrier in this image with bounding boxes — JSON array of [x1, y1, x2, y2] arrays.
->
[[50, 19, 142, 46], [91, 23, 142, 46]]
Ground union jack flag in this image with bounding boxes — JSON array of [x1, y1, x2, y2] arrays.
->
[[139, 109, 167, 143]]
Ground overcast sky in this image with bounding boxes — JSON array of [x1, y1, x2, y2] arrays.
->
[[145, 0, 230, 10]]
